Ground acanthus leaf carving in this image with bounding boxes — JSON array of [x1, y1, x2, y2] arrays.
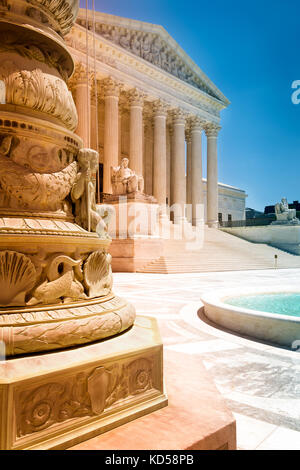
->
[[4, 69, 78, 130]]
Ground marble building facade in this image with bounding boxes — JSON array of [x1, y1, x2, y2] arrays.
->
[[66, 9, 246, 229]]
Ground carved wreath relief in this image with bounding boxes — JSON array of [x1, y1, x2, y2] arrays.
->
[[17, 358, 153, 438]]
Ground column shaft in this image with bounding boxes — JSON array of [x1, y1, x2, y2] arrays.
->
[[103, 78, 120, 194], [172, 110, 186, 224], [205, 124, 221, 228], [153, 102, 168, 206], [75, 82, 91, 148], [191, 119, 204, 226], [129, 89, 144, 176], [166, 125, 171, 206], [186, 129, 192, 206]]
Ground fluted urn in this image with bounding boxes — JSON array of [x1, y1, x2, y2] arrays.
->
[[0, 0, 135, 356]]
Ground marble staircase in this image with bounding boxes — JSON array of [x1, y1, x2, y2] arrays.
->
[[137, 226, 300, 273]]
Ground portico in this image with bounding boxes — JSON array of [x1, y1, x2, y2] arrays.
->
[[66, 10, 229, 232]]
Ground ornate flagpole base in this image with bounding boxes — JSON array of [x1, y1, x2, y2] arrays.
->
[[0, 316, 167, 450]]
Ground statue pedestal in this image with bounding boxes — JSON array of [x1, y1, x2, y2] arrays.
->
[[0, 316, 167, 450], [100, 194, 164, 272], [102, 194, 159, 239]]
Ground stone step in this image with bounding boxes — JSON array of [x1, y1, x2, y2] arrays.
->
[[137, 226, 300, 273]]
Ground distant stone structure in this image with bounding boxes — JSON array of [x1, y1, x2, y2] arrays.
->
[[272, 198, 300, 225]]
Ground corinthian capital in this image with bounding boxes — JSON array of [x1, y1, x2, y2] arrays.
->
[[152, 99, 169, 117], [102, 77, 122, 98], [190, 116, 205, 131], [171, 108, 186, 125], [69, 62, 93, 87], [127, 88, 146, 107], [204, 122, 221, 138]]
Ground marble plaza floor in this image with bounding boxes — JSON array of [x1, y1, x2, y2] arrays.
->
[[112, 268, 300, 450]]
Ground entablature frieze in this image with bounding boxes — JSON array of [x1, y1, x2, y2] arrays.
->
[[66, 25, 225, 122], [75, 15, 228, 106]]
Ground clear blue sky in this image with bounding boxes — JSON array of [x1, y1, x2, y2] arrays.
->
[[80, 0, 300, 211]]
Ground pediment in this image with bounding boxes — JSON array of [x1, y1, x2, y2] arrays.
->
[[76, 10, 229, 105]]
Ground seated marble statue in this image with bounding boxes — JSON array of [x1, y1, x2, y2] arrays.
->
[[274, 198, 299, 224], [111, 157, 144, 195]]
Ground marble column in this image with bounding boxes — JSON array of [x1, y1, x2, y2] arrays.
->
[[90, 83, 98, 151], [166, 124, 171, 206], [73, 64, 92, 148], [172, 109, 186, 224], [205, 123, 221, 228], [153, 100, 168, 208], [185, 127, 192, 216], [143, 119, 153, 195], [103, 77, 120, 194], [128, 89, 145, 176], [191, 117, 204, 226]]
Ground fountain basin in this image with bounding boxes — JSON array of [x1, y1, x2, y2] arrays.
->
[[201, 286, 300, 348]]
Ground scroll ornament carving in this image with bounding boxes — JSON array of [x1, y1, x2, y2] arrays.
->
[[83, 21, 216, 96], [4, 69, 78, 130], [17, 358, 153, 437]]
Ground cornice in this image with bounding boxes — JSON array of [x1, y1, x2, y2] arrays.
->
[[66, 24, 225, 121], [76, 9, 230, 106]]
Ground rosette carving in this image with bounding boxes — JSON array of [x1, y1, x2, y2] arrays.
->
[[16, 357, 154, 437], [128, 358, 153, 395]]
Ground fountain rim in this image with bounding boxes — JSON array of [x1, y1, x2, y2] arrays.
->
[[201, 285, 300, 323]]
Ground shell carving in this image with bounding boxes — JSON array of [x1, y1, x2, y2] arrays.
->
[[83, 250, 113, 299], [0, 251, 36, 306]]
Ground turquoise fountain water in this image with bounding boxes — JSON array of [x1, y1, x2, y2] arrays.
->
[[225, 293, 300, 317]]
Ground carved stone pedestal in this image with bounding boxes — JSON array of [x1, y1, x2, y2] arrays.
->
[[0, 0, 167, 449], [0, 316, 167, 450]]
